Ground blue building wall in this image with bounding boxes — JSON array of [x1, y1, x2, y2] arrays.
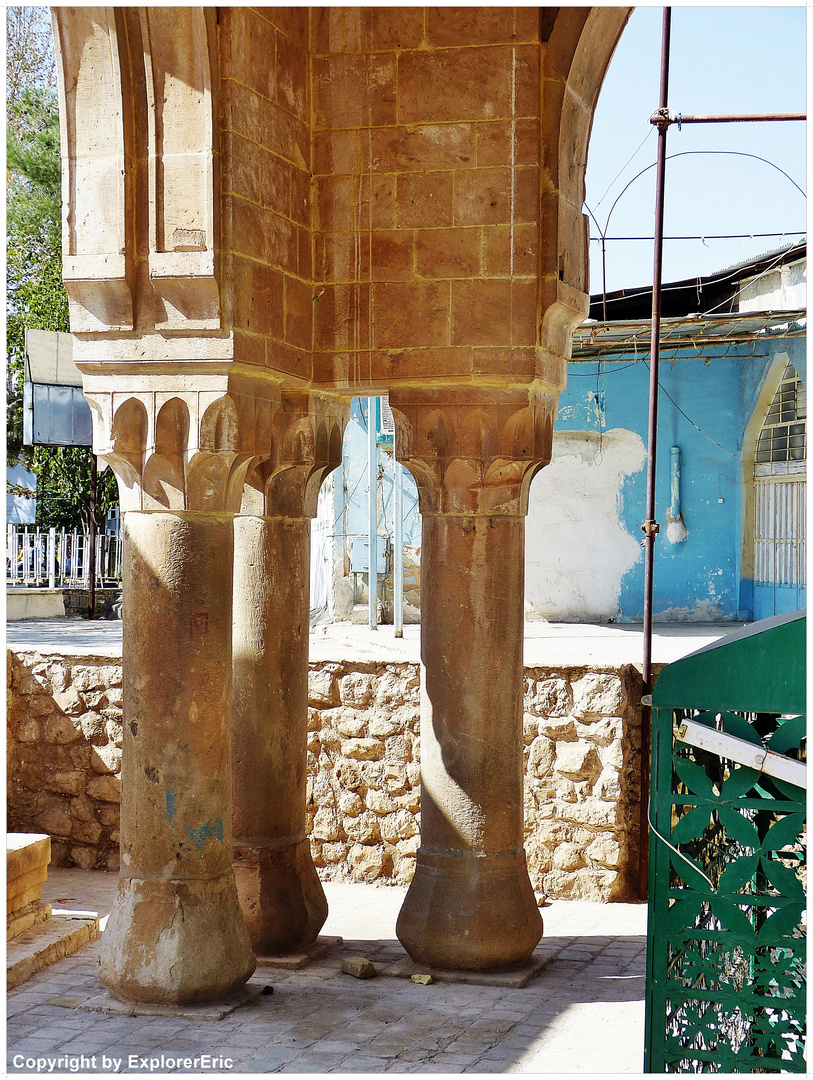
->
[[333, 335, 804, 623], [555, 334, 805, 621]]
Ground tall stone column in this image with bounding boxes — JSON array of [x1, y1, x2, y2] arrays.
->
[[231, 395, 346, 953], [390, 388, 555, 971], [99, 511, 256, 1003]]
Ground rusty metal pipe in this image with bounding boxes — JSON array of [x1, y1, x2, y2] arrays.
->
[[639, 4, 673, 901], [668, 111, 805, 125]]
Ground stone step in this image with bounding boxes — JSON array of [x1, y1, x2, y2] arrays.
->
[[7, 911, 100, 991]]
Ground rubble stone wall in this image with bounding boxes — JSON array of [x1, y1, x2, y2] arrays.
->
[[7, 649, 646, 901]]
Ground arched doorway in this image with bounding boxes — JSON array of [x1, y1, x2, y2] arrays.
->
[[751, 360, 806, 617]]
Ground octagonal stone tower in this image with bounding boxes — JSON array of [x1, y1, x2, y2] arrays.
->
[[52, 6, 629, 998]]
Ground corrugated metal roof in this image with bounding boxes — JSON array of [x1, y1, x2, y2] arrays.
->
[[572, 310, 806, 361]]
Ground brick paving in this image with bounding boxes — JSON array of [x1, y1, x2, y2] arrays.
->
[[7, 870, 648, 1074]]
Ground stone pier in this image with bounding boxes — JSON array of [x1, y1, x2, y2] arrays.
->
[[52, 5, 630, 998]]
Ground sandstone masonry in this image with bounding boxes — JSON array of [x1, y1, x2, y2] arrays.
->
[[7, 649, 644, 901]]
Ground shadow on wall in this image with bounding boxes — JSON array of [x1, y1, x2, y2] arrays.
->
[[6, 650, 122, 870]]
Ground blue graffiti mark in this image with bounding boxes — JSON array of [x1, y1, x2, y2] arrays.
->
[[184, 819, 224, 852], [165, 792, 176, 821]]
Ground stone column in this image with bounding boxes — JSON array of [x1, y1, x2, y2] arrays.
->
[[99, 511, 256, 1004], [231, 394, 346, 953], [390, 388, 555, 971], [232, 514, 327, 953]]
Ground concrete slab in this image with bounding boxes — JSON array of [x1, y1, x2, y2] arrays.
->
[[255, 935, 343, 970], [7, 614, 744, 668], [60, 983, 264, 1021]]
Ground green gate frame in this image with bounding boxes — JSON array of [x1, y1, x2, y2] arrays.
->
[[645, 612, 806, 1072]]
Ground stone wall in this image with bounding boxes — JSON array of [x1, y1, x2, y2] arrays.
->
[[7, 649, 645, 900], [7, 651, 122, 871]]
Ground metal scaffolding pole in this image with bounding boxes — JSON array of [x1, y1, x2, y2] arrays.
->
[[393, 460, 404, 638], [639, 8, 806, 900], [367, 397, 378, 631]]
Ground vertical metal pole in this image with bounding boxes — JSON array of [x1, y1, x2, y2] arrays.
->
[[640, 5, 672, 901], [393, 460, 404, 638], [367, 397, 378, 630], [48, 527, 56, 588], [89, 452, 97, 619]]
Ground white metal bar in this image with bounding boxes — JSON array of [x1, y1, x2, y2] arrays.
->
[[675, 717, 806, 788], [368, 397, 378, 631], [393, 460, 403, 638], [48, 527, 56, 588]]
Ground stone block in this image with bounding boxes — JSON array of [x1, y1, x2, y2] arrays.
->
[[587, 833, 621, 868], [339, 792, 364, 817], [70, 846, 99, 870], [32, 806, 73, 838], [47, 771, 85, 797], [366, 790, 397, 815], [341, 738, 384, 761], [571, 673, 626, 718], [7, 834, 51, 890], [86, 775, 121, 803], [44, 714, 80, 744], [72, 819, 104, 845], [379, 809, 419, 844], [347, 843, 392, 882], [312, 807, 341, 842], [368, 711, 399, 738], [341, 956, 376, 979], [552, 842, 585, 872], [344, 811, 380, 844], [554, 742, 600, 781], [338, 672, 375, 708], [528, 735, 554, 779], [334, 710, 367, 738], [53, 687, 86, 717], [29, 696, 55, 717], [15, 718, 41, 742]]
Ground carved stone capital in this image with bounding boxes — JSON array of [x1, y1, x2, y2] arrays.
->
[[243, 392, 348, 520], [85, 375, 280, 513], [388, 385, 557, 516]]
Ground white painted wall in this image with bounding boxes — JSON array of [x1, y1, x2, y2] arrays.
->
[[524, 429, 646, 622], [737, 257, 806, 313]]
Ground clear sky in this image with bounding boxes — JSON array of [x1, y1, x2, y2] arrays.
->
[[584, 4, 808, 296]]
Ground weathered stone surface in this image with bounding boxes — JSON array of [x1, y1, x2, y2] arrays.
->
[[571, 672, 626, 717], [86, 775, 121, 803], [341, 737, 384, 761], [338, 673, 375, 707], [53, 687, 86, 717]]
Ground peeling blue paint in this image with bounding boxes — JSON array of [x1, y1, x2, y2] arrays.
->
[[185, 819, 224, 851], [165, 792, 176, 821]]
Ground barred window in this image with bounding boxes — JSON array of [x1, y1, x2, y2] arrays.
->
[[755, 363, 806, 469]]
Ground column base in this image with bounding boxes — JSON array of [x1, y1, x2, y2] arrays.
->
[[98, 871, 256, 1005], [233, 838, 328, 954], [396, 848, 543, 971]]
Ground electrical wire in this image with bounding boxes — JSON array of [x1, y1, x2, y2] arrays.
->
[[590, 231, 806, 242]]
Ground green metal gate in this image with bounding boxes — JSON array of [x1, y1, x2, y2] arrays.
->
[[645, 613, 806, 1072]]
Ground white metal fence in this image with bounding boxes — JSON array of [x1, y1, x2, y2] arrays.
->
[[6, 525, 123, 589]]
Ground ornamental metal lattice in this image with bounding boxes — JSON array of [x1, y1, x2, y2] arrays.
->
[[645, 617, 806, 1074]]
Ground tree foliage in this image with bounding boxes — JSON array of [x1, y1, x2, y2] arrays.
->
[[6, 6, 118, 530]]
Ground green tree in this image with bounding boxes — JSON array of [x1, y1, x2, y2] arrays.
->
[[6, 6, 118, 531]]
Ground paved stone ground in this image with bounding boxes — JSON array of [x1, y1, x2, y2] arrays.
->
[[8, 870, 648, 1075]]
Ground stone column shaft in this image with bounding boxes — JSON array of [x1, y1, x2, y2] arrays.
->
[[232, 514, 327, 953], [99, 511, 255, 1004], [396, 510, 542, 970]]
